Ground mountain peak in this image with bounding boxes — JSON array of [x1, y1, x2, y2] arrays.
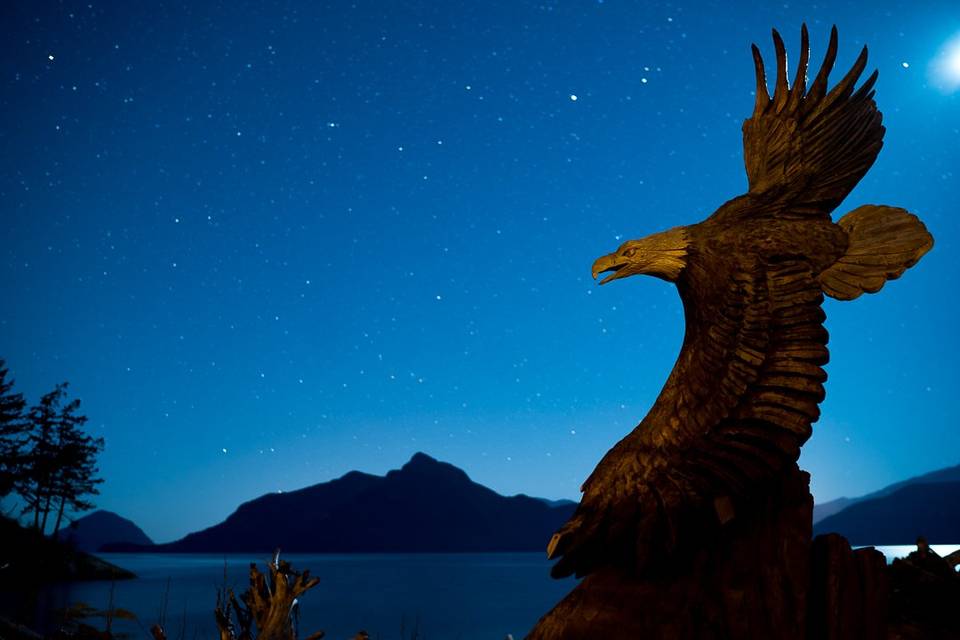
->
[[404, 451, 438, 468], [106, 451, 578, 553], [391, 451, 470, 484], [62, 509, 153, 552]]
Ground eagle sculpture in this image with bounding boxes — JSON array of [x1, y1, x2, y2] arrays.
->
[[546, 25, 933, 580]]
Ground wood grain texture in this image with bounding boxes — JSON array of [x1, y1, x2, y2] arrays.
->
[[533, 24, 934, 639], [532, 465, 814, 640], [741, 26, 885, 218], [819, 205, 933, 300]]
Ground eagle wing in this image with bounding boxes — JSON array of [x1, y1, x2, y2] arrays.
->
[[733, 25, 884, 219], [549, 254, 828, 578]]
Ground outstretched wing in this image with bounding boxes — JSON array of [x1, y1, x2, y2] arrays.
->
[[737, 26, 884, 218], [549, 256, 828, 578]]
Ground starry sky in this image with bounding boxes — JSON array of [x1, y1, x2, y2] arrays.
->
[[2, 1, 958, 543]]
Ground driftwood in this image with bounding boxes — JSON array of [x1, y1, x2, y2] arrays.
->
[[203, 551, 323, 640], [887, 543, 960, 639], [147, 553, 322, 640], [944, 549, 960, 570]]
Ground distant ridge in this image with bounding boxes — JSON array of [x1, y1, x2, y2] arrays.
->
[[813, 463, 960, 524], [539, 498, 577, 509], [60, 509, 154, 552], [104, 452, 577, 553], [814, 481, 960, 545]]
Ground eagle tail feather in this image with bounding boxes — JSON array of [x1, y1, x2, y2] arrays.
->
[[819, 205, 933, 301]]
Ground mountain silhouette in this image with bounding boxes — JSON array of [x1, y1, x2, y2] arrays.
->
[[60, 509, 154, 552], [813, 463, 960, 524], [104, 452, 577, 553], [814, 481, 960, 544]]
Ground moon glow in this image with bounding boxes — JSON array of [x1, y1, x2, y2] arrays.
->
[[932, 32, 960, 92]]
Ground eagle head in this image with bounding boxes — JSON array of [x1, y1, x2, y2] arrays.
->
[[592, 226, 690, 285]]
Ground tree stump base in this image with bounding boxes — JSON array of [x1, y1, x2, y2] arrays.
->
[[528, 465, 888, 640]]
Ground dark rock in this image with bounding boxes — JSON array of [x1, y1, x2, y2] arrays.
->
[[0, 616, 44, 640], [944, 549, 960, 569], [888, 539, 960, 639], [0, 515, 134, 585], [0, 515, 134, 630]]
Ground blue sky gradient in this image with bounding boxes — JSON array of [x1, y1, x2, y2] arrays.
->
[[2, 1, 958, 542]]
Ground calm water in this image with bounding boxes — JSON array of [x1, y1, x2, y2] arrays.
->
[[870, 544, 960, 562], [34, 546, 959, 639], [38, 553, 577, 640]]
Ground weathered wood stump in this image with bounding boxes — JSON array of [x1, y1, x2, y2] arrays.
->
[[214, 551, 324, 640], [807, 533, 888, 640], [529, 465, 812, 639], [528, 466, 889, 640]]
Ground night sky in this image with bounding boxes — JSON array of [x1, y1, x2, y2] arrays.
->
[[2, 1, 958, 543]]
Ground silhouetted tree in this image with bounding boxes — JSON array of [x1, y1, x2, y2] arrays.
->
[[50, 398, 104, 536], [14, 382, 104, 533], [17, 383, 66, 530], [0, 359, 28, 497]]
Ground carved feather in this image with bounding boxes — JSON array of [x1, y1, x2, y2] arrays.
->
[[547, 27, 932, 582], [739, 25, 885, 218], [819, 205, 933, 300]]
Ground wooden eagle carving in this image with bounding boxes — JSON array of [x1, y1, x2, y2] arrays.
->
[[547, 25, 933, 580]]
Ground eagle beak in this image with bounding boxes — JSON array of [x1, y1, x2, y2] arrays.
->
[[592, 253, 628, 285]]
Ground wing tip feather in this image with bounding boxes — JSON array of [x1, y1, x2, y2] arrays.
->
[[752, 43, 770, 114], [771, 29, 789, 111], [740, 25, 884, 209], [788, 24, 810, 107]]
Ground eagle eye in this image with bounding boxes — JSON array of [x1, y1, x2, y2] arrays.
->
[[623, 248, 637, 258]]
